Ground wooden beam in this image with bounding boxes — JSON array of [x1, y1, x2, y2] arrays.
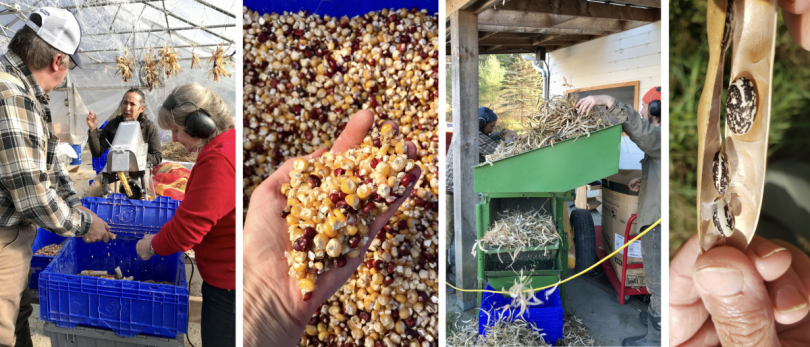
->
[[551, 17, 624, 32], [450, 9, 479, 309], [479, 37, 533, 45], [479, 40, 576, 46], [478, 24, 610, 36], [606, 0, 662, 8], [478, 31, 500, 41], [446, 0, 480, 19], [533, 35, 562, 45], [487, 45, 504, 51], [476, 0, 661, 22]]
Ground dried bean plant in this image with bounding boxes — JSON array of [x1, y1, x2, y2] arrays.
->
[[696, 0, 776, 252], [447, 311, 550, 347], [114, 49, 135, 83], [34, 244, 63, 256], [472, 210, 560, 263], [485, 95, 611, 163], [562, 315, 596, 346], [158, 43, 182, 79], [207, 43, 233, 82], [142, 47, 161, 91]]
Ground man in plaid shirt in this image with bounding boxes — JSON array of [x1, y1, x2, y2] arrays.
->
[[0, 8, 113, 347], [445, 107, 516, 293]]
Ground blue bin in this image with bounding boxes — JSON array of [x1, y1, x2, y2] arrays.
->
[[29, 229, 68, 289], [244, 0, 438, 18], [478, 283, 564, 345], [91, 120, 109, 174], [70, 144, 82, 165], [39, 194, 187, 338]]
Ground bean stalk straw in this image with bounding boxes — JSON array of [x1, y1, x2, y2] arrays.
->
[[472, 209, 560, 263], [485, 95, 611, 163]]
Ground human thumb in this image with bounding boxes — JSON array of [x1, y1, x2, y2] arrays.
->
[[693, 246, 780, 347]]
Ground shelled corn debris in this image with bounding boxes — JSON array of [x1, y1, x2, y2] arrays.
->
[[245, 7, 439, 347]]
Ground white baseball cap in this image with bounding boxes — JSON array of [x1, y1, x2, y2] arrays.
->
[[24, 7, 83, 69]]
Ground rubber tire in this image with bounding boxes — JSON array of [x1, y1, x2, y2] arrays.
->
[[572, 208, 597, 274]]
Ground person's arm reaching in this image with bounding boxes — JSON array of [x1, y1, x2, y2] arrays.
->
[[607, 100, 661, 159], [149, 152, 234, 255], [0, 95, 91, 237]]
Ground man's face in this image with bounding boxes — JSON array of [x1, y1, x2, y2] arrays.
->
[[640, 102, 660, 127], [121, 92, 145, 121], [483, 120, 497, 134]]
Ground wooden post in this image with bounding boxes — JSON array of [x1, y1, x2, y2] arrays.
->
[[451, 9, 479, 310]]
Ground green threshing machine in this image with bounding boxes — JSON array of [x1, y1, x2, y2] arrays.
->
[[472, 124, 623, 306]]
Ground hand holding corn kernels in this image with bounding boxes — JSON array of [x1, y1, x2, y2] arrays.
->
[[243, 110, 421, 346], [669, 233, 810, 347]]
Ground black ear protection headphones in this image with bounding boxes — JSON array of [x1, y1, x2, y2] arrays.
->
[[162, 94, 216, 139], [479, 118, 487, 131], [648, 87, 661, 118]]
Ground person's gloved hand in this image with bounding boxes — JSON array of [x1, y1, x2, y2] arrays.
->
[[780, 0, 810, 51], [670, 233, 810, 346], [242, 110, 421, 346]]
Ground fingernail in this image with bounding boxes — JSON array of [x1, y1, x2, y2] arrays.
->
[[694, 267, 744, 297], [774, 286, 808, 313], [755, 242, 788, 259]]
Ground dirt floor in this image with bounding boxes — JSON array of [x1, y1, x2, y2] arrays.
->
[[446, 206, 651, 345]]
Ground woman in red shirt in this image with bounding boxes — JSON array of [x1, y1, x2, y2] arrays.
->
[[135, 83, 236, 346]]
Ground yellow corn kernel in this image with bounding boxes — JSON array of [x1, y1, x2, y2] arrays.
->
[[333, 208, 347, 222], [341, 180, 357, 194], [376, 162, 390, 176], [286, 215, 300, 225], [395, 142, 406, 155], [293, 158, 309, 171], [291, 204, 304, 217], [358, 223, 369, 235], [293, 262, 306, 272], [381, 123, 395, 138], [345, 225, 358, 236], [340, 159, 355, 170], [305, 325, 317, 336], [326, 238, 342, 257], [314, 233, 329, 250], [318, 331, 329, 341], [290, 227, 304, 240], [345, 194, 360, 208], [357, 185, 372, 199], [298, 278, 315, 292], [390, 156, 406, 172], [323, 222, 337, 238]]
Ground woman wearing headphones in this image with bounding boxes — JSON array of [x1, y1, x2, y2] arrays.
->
[[134, 83, 236, 346]]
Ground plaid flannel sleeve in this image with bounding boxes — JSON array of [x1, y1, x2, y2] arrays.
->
[[479, 132, 500, 156], [608, 100, 661, 159], [52, 154, 82, 208], [0, 94, 91, 236]]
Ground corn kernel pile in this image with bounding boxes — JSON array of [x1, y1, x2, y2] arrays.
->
[[244, 7, 439, 347]]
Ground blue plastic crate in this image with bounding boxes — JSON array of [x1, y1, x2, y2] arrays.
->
[[92, 150, 108, 175], [39, 195, 188, 338], [80, 194, 182, 239], [29, 229, 67, 289], [91, 120, 109, 174], [478, 283, 563, 345]]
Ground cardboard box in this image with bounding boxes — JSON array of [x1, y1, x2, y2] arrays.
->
[[601, 170, 646, 287]]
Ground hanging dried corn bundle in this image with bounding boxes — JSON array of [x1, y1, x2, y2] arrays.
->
[[114, 49, 135, 82], [190, 45, 202, 70], [696, 0, 776, 252], [158, 42, 182, 79], [207, 43, 233, 82], [142, 47, 161, 91], [485, 95, 611, 163]]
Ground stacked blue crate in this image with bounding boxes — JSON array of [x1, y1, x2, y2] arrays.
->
[[38, 194, 188, 338], [478, 283, 564, 345]]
